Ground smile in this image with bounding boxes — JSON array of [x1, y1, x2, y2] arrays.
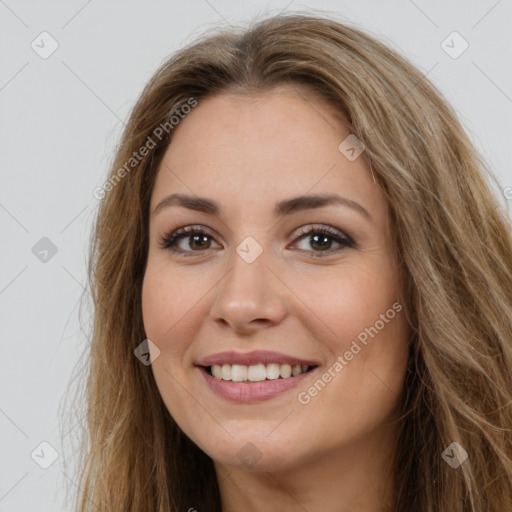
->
[[196, 350, 320, 402], [198, 365, 318, 403], [208, 363, 313, 382]]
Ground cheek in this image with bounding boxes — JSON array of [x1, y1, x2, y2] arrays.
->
[[142, 270, 185, 379], [296, 258, 409, 419], [142, 271, 168, 342], [141, 266, 204, 434], [142, 263, 202, 341], [296, 260, 402, 354], [141, 261, 214, 409]]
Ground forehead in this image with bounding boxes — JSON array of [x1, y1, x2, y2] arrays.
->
[[151, 85, 384, 219]]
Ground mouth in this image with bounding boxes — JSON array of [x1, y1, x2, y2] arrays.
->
[[204, 363, 317, 382], [196, 350, 320, 402], [197, 362, 319, 403]]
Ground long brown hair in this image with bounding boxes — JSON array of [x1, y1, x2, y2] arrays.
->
[[62, 12, 512, 511]]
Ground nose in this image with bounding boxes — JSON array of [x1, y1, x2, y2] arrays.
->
[[208, 246, 288, 335]]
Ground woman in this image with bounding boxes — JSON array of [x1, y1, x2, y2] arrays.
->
[[67, 12, 512, 511]]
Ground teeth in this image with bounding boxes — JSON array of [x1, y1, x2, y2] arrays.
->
[[280, 364, 292, 378], [212, 364, 223, 379], [248, 363, 266, 382], [292, 364, 302, 376], [209, 363, 311, 382], [231, 364, 247, 382], [221, 364, 231, 380], [266, 363, 280, 380]]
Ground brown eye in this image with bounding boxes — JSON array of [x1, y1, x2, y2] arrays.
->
[[159, 224, 354, 258], [291, 225, 354, 257], [159, 226, 221, 256], [188, 234, 212, 250]]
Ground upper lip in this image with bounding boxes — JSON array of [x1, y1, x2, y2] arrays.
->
[[197, 350, 320, 367]]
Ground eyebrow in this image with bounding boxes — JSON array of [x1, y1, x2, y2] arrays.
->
[[152, 193, 372, 222]]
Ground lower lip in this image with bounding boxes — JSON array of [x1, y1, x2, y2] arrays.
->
[[198, 366, 317, 403]]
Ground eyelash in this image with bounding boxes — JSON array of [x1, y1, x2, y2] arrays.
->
[[158, 224, 355, 258]]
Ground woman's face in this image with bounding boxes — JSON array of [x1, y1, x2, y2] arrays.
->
[[142, 84, 410, 472]]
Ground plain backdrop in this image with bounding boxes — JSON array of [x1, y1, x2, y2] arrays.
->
[[1, 1, 511, 510]]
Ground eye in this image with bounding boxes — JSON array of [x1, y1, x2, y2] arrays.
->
[[158, 224, 355, 258], [290, 224, 355, 257], [158, 225, 220, 256]]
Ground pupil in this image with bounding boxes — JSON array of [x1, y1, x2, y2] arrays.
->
[[311, 234, 330, 251], [191, 234, 209, 249]]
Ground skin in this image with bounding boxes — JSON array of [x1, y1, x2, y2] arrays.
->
[[142, 84, 410, 511]]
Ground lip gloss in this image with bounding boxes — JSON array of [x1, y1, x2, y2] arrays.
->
[[199, 366, 317, 403]]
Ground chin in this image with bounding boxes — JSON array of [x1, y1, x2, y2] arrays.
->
[[191, 427, 309, 472]]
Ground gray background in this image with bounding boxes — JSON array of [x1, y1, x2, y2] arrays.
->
[[1, 1, 511, 510]]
